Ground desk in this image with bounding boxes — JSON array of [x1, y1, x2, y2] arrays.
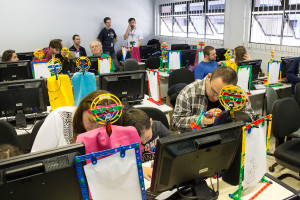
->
[[134, 95, 173, 114], [248, 83, 292, 115], [145, 173, 299, 200]]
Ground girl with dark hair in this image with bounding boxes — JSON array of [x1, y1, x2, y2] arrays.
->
[[1, 50, 19, 62], [234, 46, 250, 66]]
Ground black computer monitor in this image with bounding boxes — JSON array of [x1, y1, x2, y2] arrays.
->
[[99, 70, 146, 107], [150, 121, 244, 199], [281, 57, 298, 78], [171, 44, 190, 51], [17, 52, 34, 61], [181, 49, 196, 68], [0, 143, 85, 200], [140, 45, 159, 60], [0, 79, 48, 127], [215, 48, 227, 62], [0, 60, 33, 82], [70, 56, 101, 75], [239, 59, 262, 80]]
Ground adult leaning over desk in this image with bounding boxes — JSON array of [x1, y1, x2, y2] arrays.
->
[[31, 90, 114, 152]]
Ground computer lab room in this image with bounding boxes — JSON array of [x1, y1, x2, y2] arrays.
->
[[0, 0, 299, 199]]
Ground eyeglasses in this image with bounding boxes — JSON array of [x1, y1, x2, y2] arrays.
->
[[209, 81, 219, 97]]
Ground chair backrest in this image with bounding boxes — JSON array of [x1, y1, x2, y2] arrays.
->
[[168, 69, 195, 89], [294, 82, 300, 108], [272, 98, 300, 139], [145, 57, 160, 70], [30, 119, 45, 149], [124, 59, 139, 71], [116, 50, 122, 61], [265, 87, 278, 115], [0, 121, 20, 148], [137, 107, 169, 129]]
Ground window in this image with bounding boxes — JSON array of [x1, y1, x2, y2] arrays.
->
[[250, 0, 300, 46], [159, 0, 225, 40]]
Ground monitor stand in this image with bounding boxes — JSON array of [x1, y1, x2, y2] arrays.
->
[[16, 110, 27, 128], [166, 179, 218, 200]]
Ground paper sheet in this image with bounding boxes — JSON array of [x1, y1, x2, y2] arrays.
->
[[122, 47, 128, 60], [168, 51, 181, 70], [237, 67, 251, 92], [99, 57, 111, 74], [33, 62, 52, 79], [268, 62, 281, 85], [243, 124, 267, 189], [197, 51, 204, 64], [147, 71, 160, 102], [84, 148, 142, 200], [74, 51, 80, 57]]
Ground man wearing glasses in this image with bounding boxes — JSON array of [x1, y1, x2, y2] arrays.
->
[[172, 66, 254, 132]]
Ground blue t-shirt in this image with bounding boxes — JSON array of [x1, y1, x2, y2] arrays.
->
[[194, 61, 218, 79]]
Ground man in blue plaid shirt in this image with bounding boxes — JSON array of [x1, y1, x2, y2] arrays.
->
[[172, 66, 254, 132]]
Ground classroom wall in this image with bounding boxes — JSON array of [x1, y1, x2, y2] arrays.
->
[[0, 0, 155, 56]]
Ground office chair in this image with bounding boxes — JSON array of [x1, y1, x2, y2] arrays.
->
[[168, 69, 195, 89], [116, 50, 122, 62], [265, 87, 278, 115], [294, 82, 300, 109], [124, 59, 139, 71], [137, 107, 169, 129], [30, 119, 45, 149], [0, 121, 20, 148], [269, 98, 300, 181], [145, 57, 160, 70]]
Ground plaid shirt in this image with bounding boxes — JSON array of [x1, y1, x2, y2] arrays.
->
[[172, 78, 254, 132]]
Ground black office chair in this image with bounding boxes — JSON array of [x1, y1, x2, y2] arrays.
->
[[124, 59, 139, 71], [168, 69, 195, 89], [294, 82, 300, 109], [30, 119, 45, 149], [116, 50, 123, 62], [265, 87, 278, 115], [145, 57, 160, 70], [0, 121, 20, 148], [137, 107, 169, 129], [269, 98, 300, 181]]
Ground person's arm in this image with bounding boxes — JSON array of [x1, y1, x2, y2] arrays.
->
[[114, 37, 118, 43], [137, 30, 143, 47], [123, 25, 131, 40], [143, 166, 152, 181], [31, 111, 62, 152], [114, 30, 118, 42], [172, 90, 206, 132], [286, 58, 300, 83], [194, 65, 204, 80], [138, 39, 142, 47]]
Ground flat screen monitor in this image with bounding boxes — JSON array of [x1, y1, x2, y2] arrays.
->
[[140, 45, 159, 60], [17, 52, 34, 61], [0, 79, 48, 127], [171, 44, 190, 51], [99, 70, 146, 107], [281, 57, 298, 78], [239, 59, 262, 80], [0, 143, 85, 200], [181, 49, 196, 68], [215, 48, 227, 62], [0, 60, 33, 82], [70, 56, 101, 75], [150, 121, 244, 199]]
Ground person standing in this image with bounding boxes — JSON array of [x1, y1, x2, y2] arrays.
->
[[69, 35, 87, 57], [97, 17, 117, 60], [123, 18, 143, 47]]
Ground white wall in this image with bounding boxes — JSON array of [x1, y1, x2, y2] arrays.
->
[[0, 0, 155, 56]]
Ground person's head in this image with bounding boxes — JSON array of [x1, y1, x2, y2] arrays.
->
[[49, 39, 63, 55], [73, 90, 113, 140], [104, 17, 111, 29], [121, 109, 153, 144], [205, 66, 238, 102], [1, 50, 19, 62], [203, 46, 216, 62], [89, 40, 102, 56], [234, 46, 247, 66], [73, 34, 81, 46], [0, 144, 23, 160], [128, 18, 136, 29]]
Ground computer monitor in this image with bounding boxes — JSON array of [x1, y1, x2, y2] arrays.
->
[[0, 79, 48, 128], [171, 44, 190, 51], [140, 45, 159, 60], [239, 59, 262, 80], [70, 56, 101, 75], [215, 48, 227, 62], [0, 60, 33, 82], [181, 49, 196, 68], [0, 143, 85, 200], [99, 70, 146, 107], [17, 52, 34, 61], [281, 57, 298, 78], [150, 121, 244, 199]]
